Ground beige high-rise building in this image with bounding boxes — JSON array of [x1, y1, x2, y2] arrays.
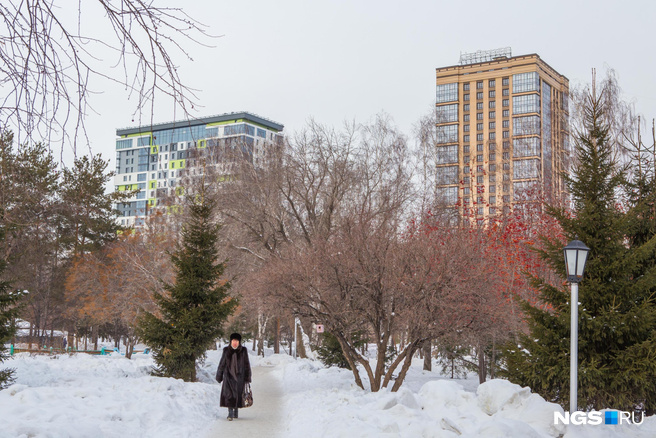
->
[[435, 48, 569, 219]]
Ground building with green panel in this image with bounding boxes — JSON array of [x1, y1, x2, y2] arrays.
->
[[114, 112, 284, 227]]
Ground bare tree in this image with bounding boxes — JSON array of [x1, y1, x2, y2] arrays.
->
[[0, 1, 212, 152]]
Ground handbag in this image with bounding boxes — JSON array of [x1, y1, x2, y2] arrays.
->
[[242, 383, 253, 408]]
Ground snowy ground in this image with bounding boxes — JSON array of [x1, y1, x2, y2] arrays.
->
[[1, 348, 655, 437]]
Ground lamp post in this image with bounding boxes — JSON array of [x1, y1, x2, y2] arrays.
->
[[563, 239, 590, 414]]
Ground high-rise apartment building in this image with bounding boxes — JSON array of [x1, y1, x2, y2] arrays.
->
[[435, 48, 569, 219], [114, 112, 284, 227]]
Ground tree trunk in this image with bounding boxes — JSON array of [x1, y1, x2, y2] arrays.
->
[[296, 321, 307, 359], [93, 326, 98, 350], [478, 347, 487, 384], [274, 317, 280, 354], [391, 344, 420, 392], [423, 340, 432, 371]]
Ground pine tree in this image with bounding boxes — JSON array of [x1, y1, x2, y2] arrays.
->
[[0, 215, 24, 389], [503, 82, 656, 413], [137, 194, 236, 382]]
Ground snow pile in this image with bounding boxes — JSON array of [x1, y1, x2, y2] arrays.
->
[[2, 350, 656, 437], [278, 357, 656, 438], [0, 352, 221, 438]]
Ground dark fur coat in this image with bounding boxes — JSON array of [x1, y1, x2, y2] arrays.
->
[[216, 345, 252, 408]]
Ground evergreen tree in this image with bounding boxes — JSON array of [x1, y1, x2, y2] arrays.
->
[[59, 154, 130, 256], [138, 194, 236, 382], [0, 215, 24, 389], [503, 83, 656, 413]]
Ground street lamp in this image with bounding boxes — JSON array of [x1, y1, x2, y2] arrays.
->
[[563, 239, 590, 414]]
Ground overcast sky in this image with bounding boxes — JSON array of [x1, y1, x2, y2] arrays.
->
[[78, 0, 655, 168]]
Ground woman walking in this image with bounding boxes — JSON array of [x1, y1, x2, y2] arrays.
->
[[216, 333, 252, 420]]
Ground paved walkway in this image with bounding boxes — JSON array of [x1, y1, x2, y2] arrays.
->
[[204, 366, 283, 437]]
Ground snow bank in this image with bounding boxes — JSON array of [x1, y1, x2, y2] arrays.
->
[[0, 353, 221, 438], [278, 357, 656, 438], [2, 350, 656, 437]]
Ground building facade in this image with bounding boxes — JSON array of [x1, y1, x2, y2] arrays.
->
[[435, 49, 569, 219], [114, 112, 284, 227]]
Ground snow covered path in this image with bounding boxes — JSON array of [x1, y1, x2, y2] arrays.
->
[[204, 365, 283, 438]]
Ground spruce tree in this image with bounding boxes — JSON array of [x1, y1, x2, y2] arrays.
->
[[0, 216, 23, 389], [503, 84, 656, 413], [138, 194, 236, 382]]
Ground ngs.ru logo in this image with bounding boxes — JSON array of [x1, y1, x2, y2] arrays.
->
[[555, 410, 644, 425]]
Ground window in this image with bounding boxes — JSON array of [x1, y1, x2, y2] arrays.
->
[[464, 125, 470, 132], [490, 153, 496, 161], [512, 72, 540, 93], [489, 132, 496, 140], [489, 122, 496, 129], [489, 163, 496, 171], [489, 101, 496, 109], [490, 174, 496, 183], [503, 99, 509, 107], [513, 159, 540, 179], [513, 115, 541, 135], [137, 173, 147, 182], [464, 155, 470, 162], [503, 120, 509, 128], [477, 154, 483, 162], [489, 79, 496, 88], [436, 104, 459, 123], [463, 176, 470, 184], [503, 131, 509, 138], [489, 90, 496, 98], [477, 144, 484, 151], [503, 174, 510, 182], [436, 83, 458, 103], [464, 135, 470, 142], [464, 94, 470, 101], [490, 184, 496, 192], [477, 176, 484, 183], [477, 165, 484, 173], [436, 166, 459, 184], [503, 195, 510, 203], [464, 114, 470, 122], [437, 186, 458, 204], [463, 83, 470, 91], [257, 128, 267, 138], [477, 112, 483, 120], [436, 145, 458, 164], [477, 81, 484, 89], [513, 137, 541, 157], [503, 110, 509, 117], [513, 94, 540, 115], [436, 125, 458, 144], [503, 163, 510, 170], [477, 102, 484, 110], [477, 208, 484, 216], [464, 166, 470, 173], [490, 207, 497, 214], [503, 88, 509, 96], [477, 123, 483, 131], [502, 77, 509, 86], [489, 111, 496, 119], [503, 152, 510, 160], [464, 104, 470, 112], [489, 196, 496, 204], [477, 134, 484, 141], [477, 92, 483, 100], [463, 145, 470, 153], [503, 141, 510, 150], [463, 187, 470, 195]]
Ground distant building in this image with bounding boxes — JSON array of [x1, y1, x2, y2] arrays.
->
[[114, 112, 284, 227], [435, 48, 569, 219]]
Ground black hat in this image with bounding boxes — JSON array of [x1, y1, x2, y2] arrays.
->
[[230, 333, 242, 342]]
